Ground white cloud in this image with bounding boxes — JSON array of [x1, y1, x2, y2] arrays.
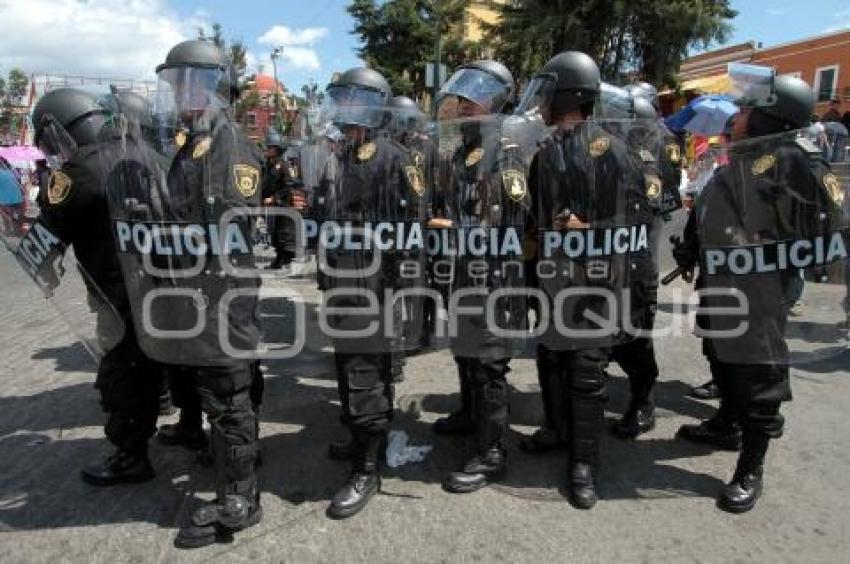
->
[[278, 47, 321, 71], [257, 26, 328, 47], [256, 25, 328, 71], [0, 0, 206, 81]]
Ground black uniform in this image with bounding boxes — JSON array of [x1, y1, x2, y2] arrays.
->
[[609, 120, 681, 436], [321, 134, 419, 440], [28, 137, 166, 473], [531, 120, 653, 501], [439, 121, 529, 490]]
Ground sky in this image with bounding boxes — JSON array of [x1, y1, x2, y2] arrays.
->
[[0, 0, 848, 96]]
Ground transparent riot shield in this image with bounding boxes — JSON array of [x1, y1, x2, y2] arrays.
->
[[103, 85, 266, 365], [694, 129, 849, 366], [533, 118, 655, 352], [429, 114, 532, 360], [1, 189, 124, 361], [312, 106, 428, 357]]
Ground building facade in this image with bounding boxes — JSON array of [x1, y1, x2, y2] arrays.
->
[[241, 74, 297, 142], [675, 30, 850, 116]]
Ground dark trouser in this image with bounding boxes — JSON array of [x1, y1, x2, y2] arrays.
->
[[537, 345, 608, 465], [334, 351, 394, 471], [272, 209, 296, 265], [167, 361, 264, 431], [454, 356, 510, 453], [97, 328, 164, 455], [611, 336, 659, 412], [535, 343, 569, 438], [452, 357, 475, 420], [710, 358, 790, 440], [195, 363, 258, 499], [613, 243, 659, 412]]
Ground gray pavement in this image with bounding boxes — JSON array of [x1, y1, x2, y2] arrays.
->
[[1, 214, 850, 563]]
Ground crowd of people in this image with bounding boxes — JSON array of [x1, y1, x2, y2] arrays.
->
[[4, 37, 846, 549]]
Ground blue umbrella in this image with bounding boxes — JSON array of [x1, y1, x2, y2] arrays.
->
[[665, 94, 739, 136]]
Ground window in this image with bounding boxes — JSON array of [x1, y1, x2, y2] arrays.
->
[[783, 71, 802, 79], [814, 65, 839, 102], [246, 113, 257, 127]]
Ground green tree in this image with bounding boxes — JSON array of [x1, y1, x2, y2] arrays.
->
[[348, 0, 473, 100], [483, 0, 735, 88], [0, 69, 29, 141]]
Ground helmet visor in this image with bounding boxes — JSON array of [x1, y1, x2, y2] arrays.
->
[[438, 68, 512, 114], [595, 83, 634, 119], [515, 74, 556, 117], [325, 85, 388, 129], [35, 114, 79, 166], [155, 67, 227, 115], [728, 63, 776, 108]]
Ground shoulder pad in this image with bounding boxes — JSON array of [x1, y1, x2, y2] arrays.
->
[[796, 137, 822, 155]]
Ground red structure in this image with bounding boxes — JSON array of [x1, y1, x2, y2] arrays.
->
[[242, 74, 297, 141]]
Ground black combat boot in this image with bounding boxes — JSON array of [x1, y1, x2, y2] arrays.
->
[[81, 449, 154, 486], [433, 361, 475, 435], [327, 431, 383, 519], [677, 415, 742, 451], [444, 368, 509, 493], [717, 433, 769, 513], [690, 380, 720, 400], [611, 405, 656, 439], [568, 387, 603, 509], [443, 446, 507, 493], [175, 486, 262, 549], [157, 409, 208, 452], [568, 461, 598, 509]]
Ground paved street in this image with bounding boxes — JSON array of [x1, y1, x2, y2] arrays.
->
[[1, 213, 849, 563]]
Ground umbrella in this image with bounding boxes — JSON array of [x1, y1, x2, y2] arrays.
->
[[0, 146, 45, 162], [665, 95, 739, 136]]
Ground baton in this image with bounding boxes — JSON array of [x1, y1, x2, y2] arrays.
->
[[661, 265, 689, 285]]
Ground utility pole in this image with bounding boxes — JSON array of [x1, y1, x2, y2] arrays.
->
[[431, 0, 443, 118], [271, 46, 284, 134]]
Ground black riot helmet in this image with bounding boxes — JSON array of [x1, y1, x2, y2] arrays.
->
[[100, 90, 154, 133], [516, 51, 600, 123], [32, 88, 111, 163], [388, 95, 425, 135], [750, 74, 815, 132], [596, 82, 634, 119], [437, 60, 515, 117], [155, 39, 239, 116], [325, 67, 392, 129], [625, 82, 659, 110], [632, 95, 657, 120], [265, 129, 284, 149]]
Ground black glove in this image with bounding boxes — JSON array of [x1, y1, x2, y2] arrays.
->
[[670, 235, 697, 270]]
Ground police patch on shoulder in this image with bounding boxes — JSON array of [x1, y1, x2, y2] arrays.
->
[[192, 136, 212, 159], [404, 165, 425, 197], [823, 173, 844, 205], [47, 170, 72, 205], [502, 169, 527, 202], [645, 174, 662, 199], [751, 154, 776, 176], [411, 150, 424, 168], [639, 149, 656, 163], [589, 136, 610, 157], [357, 142, 376, 162], [465, 147, 484, 167], [233, 164, 260, 198], [666, 143, 681, 163]]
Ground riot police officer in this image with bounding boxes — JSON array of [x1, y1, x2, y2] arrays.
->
[[606, 85, 680, 439], [429, 60, 529, 493], [519, 52, 653, 508], [319, 67, 425, 518], [261, 129, 301, 269], [26, 88, 166, 485], [111, 39, 264, 547], [672, 74, 842, 512]]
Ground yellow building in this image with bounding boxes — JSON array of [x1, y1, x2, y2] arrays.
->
[[462, 0, 508, 44]]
